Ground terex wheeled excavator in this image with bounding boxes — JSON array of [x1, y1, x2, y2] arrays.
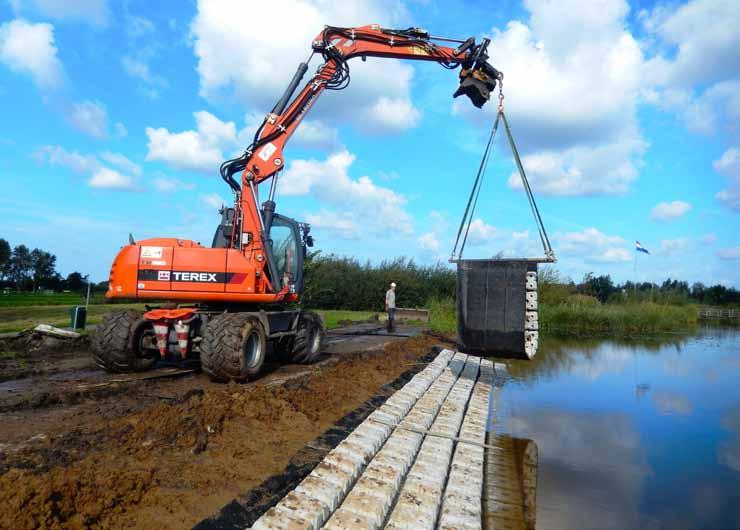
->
[[93, 24, 502, 381]]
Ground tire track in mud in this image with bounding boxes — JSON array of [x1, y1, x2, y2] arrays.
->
[[0, 334, 451, 530]]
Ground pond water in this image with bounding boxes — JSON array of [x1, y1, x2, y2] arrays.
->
[[492, 327, 740, 530]]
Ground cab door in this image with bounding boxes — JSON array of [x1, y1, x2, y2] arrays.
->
[[269, 215, 304, 294]]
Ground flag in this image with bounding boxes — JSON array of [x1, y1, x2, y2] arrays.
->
[[635, 241, 650, 254]]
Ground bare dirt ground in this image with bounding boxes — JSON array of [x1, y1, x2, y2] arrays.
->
[[0, 324, 451, 530]]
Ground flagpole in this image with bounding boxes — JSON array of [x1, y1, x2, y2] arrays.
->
[[633, 247, 637, 299]]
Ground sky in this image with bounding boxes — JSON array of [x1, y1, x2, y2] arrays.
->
[[0, 0, 738, 286]]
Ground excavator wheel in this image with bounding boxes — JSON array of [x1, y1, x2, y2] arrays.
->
[[285, 311, 325, 364], [91, 310, 158, 373], [200, 313, 266, 382]]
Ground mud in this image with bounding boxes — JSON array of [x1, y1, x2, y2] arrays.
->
[[0, 329, 450, 530], [0, 330, 92, 382]]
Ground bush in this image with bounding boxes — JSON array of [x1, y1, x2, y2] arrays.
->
[[428, 297, 456, 334], [302, 253, 455, 311], [565, 294, 601, 306]]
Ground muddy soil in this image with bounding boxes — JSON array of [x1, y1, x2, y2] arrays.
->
[[0, 330, 93, 382], [0, 329, 450, 530]]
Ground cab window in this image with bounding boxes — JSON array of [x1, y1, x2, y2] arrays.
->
[[271, 219, 299, 286]]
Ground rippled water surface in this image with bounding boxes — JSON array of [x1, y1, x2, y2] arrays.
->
[[492, 327, 740, 530]]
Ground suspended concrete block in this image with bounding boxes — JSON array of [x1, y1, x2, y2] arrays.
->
[[456, 259, 540, 359]]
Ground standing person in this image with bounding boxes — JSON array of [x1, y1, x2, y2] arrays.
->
[[385, 282, 396, 332]]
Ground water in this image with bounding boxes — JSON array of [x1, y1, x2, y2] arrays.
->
[[492, 327, 740, 530]]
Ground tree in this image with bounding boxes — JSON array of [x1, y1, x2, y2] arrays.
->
[[581, 273, 615, 303], [64, 271, 87, 292], [8, 245, 33, 289], [0, 238, 10, 280], [30, 249, 58, 290]]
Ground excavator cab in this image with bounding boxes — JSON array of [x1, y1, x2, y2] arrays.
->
[[268, 213, 305, 294]]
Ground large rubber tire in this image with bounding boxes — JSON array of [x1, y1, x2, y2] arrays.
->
[[286, 312, 325, 364], [200, 313, 267, 382], [91, 310, 158, 373]]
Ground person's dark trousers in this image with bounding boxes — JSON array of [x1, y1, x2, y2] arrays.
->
[[387, 308, 395, 332]]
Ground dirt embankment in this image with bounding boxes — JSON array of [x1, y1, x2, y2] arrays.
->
[[0, 334, 447, 530], [0, 330, 92, 382]]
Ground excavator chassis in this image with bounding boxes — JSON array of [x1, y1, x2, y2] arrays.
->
[[91, 306, 325, 382]]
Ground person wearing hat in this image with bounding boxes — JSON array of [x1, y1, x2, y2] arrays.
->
[[385, 282, 396, 332]]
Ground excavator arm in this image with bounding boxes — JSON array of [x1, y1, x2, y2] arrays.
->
[[217, 25, 502, 288], [222, 25, 501, 192]]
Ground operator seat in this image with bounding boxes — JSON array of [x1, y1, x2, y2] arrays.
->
[[211, 207, 235, 248]]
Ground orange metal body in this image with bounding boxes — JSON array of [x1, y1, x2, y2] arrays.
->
[[106, 25, 478, 306]]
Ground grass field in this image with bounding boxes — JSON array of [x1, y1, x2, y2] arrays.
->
[[0, 293, 110, 307], [1, 293, 707, 336], [0, 300, 377, 334], [425, 296, 702, 335]]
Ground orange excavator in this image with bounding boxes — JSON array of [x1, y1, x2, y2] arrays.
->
[[93, 24, 502, 381]]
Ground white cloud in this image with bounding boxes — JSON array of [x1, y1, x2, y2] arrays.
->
[[292, 119, 340, 150], [120, 15, 167, 99], [152, 176, 193, 193], [125, 15, 154, 39], [146, 111, 238, 174], [10, 0, 109, 27], [713, 147, 740, 212], [361, 97, 421, 133], [643, 0, 740, 89], [114, 122, 128, 138], [643, 0, 740, 135], [305, 210, 359, 239], [100, 151, 141, 176], [597, 248, 632, 263], [457, 0, 646, 196], [34, 144, 98, 174], [660, 238, 689, 255], [201, 192, 227, 210], [555, 227, 631, 262], [190, 0, 419, 134], [35, 145, 139, 191], [650, 200, 692, 221], [418, 232, 440, 253], [121, 54, 168, 99], [89, 167, 136, 191], [717, 247, 740, 261], [465, 218, 498, 246], [0, 18, 63, 88], [68, 100, 108, 139], [652, 390, 693, 416], [683, 81, 740, 135], [280, 150, 413, 238]]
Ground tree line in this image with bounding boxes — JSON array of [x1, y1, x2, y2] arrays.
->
[[0, 238, 95, 292], [302, 253, 456, 311], [539, 268, 740, 306], [302, 255, 739, 310]]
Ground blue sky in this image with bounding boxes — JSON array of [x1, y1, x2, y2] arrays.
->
[[0, 0, 738, 286]]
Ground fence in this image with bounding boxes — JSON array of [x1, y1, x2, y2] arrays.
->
[[698, 308, 739, 319]]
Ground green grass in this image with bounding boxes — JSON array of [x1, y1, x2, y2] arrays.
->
[[314, 310, 376, 329], [0, 303, 147, 333], [0, 292, 111, 307], [540, 301, 699, 333], [425, 297, 700, 336], [0, 303, 375, 334], [428, 297, 457, 334]]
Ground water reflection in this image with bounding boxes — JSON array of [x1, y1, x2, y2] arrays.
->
[[719, 405, 740, 473], [490, 327, 740, 530]]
